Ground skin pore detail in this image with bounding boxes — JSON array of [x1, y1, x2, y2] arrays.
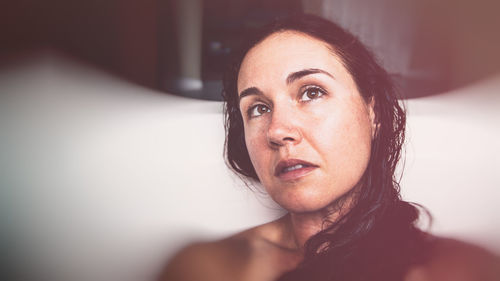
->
[[238, 67, 335, 103], [236, 30, 376, 254], [163, 15, 500, 281], [162, 31, 378, 281]]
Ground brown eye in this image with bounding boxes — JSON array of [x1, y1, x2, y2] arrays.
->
[[301, 86, 325, 101], [249, 104, 271, 118]]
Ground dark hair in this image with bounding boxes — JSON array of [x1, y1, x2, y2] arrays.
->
[[222, 14, 428, 281]]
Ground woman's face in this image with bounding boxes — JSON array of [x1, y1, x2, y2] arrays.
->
[[237, 31, 376, 213]]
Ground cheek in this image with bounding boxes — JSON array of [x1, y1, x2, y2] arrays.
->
[[315, 101, 373, 181], [244, 126, 270, 177]]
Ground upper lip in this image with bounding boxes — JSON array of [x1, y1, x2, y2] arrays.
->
[[274, 159, 318, 176]]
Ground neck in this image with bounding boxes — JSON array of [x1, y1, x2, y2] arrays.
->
[[282, 190, 357, 252], [287, 211, 329, 252]]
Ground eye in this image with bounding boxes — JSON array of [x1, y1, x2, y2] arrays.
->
[[300, 86, 326, 102], [248, 104, 271, 118]]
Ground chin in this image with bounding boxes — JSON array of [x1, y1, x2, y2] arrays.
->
[[271, 187, 347, 214], [271, 180, 360, 213]]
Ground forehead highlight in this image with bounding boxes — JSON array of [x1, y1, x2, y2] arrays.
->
[[237, 31, 347, 96]]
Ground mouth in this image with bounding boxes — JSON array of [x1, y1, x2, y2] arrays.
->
[[274, 159, 318, 181]]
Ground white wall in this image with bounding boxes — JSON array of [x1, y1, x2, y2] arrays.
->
[[401, 77, 500, 243], [1, 53, 498, 281]]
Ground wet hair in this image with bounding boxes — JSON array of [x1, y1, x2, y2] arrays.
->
[[222, 14, 429, 281]]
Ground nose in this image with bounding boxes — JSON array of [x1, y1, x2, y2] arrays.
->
[[266, 108, 302, 148]]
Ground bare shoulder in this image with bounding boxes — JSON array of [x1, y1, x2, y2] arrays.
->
[[160, 235, 253, 281], [160, 218, 298, 281], [405, 237, 500, 281]]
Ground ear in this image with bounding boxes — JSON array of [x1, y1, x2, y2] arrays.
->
[[367, 97, 379, 140]]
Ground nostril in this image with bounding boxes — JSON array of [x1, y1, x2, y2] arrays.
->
[[266, 120, 302, 147], [270, 140, 281, 147], [269, 136, 296, 148]]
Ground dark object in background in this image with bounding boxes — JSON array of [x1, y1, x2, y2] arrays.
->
[[160, 0, 303, 100], [2, 0, 500, 101], [202, 0, 303, 80]]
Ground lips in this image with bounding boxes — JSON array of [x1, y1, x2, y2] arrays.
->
[[274, 159, 318, 180]]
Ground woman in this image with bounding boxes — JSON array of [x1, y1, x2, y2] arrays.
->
[[163, 14, 498, 281]]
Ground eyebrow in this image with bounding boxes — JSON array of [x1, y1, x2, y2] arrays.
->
[[238, 68, 334, 102], [286, 68, 334, 84], [239, 86, 264, 102]]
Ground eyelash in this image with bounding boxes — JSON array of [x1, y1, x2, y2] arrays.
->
[[300, 85, 327, 102], [246, 85, 327, 118], [247, 103, 270, 118]]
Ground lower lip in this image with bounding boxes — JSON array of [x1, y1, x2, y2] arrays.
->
[[277, 166, 317, 181]]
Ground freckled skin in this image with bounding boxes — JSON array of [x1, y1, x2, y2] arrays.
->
[[163, 31, 499, 281], [238, 31, 376, 213], [163, 31, 378, 281]]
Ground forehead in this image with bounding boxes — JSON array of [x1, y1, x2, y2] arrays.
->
[[237, 31, 353, 93]]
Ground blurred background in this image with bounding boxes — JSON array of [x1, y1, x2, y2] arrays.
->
[[1, 1, 499, 281], [3, 0, 500, 99]]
